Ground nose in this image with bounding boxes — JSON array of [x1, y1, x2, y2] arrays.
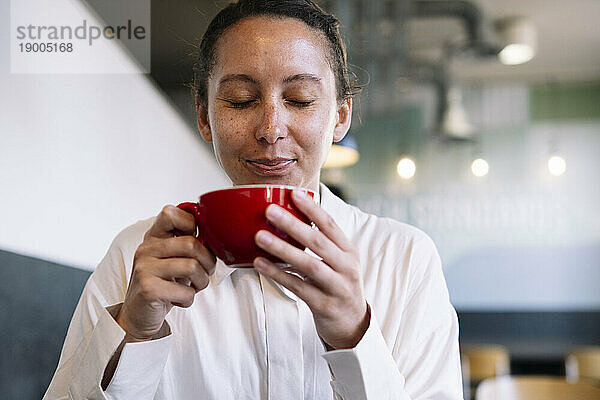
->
[[255, 101, 287, 144]]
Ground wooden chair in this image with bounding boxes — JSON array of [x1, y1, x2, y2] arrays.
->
[[566, 346, 600, 383], [476, 375, 600, 400], [462, 345, 511, 382], [462, 355, 472, 400], [462, 345, 510, 400]]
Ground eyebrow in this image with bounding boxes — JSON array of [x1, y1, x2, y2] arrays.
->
[[217, 73, 322, 88], [282, 73, 322, 84], [218, 74, 258, 87]]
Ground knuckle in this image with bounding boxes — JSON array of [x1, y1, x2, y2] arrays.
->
[[182, 236, 197, 253], [346, 265, 361, 284], [132, 253, 149, 273], [135, 241, 152, 256], [160, 205, 178, 224], [137, 277, 156, 300], [184, 258, 200, 275], [306, 257, 321, 276], [307, 233, 323, 252], [323, 213, 336, 230], [182, 288, 196, 307], [161, 204, 175, 216], [192, 237, 206, 254]]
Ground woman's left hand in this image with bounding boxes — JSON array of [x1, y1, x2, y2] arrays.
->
[[253, 189, 369, 350]]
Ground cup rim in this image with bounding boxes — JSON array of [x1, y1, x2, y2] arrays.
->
[[200, 184, 319, 199]]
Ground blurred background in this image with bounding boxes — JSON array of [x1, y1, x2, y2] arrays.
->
[[1, 0, 599, 398]]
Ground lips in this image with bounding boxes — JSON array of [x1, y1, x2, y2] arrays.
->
[[246, 157, 297, 175]]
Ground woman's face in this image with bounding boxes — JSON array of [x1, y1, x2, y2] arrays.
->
[[196, 16, 352, 192]]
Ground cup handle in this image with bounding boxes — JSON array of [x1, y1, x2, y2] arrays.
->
[[175, 202, 204, 245]]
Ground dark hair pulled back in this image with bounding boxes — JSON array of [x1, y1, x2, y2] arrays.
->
[[192, 0, 360, 109]]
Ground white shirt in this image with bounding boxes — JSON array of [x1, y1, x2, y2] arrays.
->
[[43, 184, 463, 400]]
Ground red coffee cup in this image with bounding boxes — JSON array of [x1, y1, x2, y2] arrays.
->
[[177, 185, 318, 268]]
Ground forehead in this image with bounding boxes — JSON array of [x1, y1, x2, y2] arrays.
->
[[211, 16, 334, 83]]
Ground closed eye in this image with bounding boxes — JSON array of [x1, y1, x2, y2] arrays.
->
[[226, 100, 256, 109], [286, 99, 314, 107]]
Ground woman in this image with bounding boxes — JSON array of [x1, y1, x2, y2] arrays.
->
[[44, 1, 462, 399]]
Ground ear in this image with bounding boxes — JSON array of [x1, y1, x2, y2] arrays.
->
[[333, 97, 352, 143], [195, 95, 213, 142]]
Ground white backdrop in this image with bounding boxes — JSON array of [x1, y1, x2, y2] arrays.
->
[[0, 0, 230, 270]]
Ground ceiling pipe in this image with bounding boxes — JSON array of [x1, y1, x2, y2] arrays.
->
[[410, 0, 501, 57], [404, 61, 449, 128], [412, 0, 483, 42], [401, 0, 501, 139]]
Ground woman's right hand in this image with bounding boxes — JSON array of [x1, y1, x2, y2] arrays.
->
[[116, 205, 216, 341]]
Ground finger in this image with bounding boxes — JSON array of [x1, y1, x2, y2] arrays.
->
[[264, 204, 347, 271], [146, 258, 211, 292], [255, 230, 336, 289], [147, 205, 196, 239], [254, 256, 322, 305], [291, 190, 354, 253], [143, 236, 216, 274], [155, 278, 197, 308]]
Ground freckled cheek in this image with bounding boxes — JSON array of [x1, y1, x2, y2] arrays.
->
[[213, 117, 254, 155], [290, 116, 330, 154]]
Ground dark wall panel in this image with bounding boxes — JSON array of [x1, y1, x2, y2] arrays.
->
[[458, 310, 600, 375], [458, 310, 600, 357], [0, 250, 91, 400]]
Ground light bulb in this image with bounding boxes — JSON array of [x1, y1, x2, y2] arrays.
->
[[499, 43, 534, 65], [496, 17, 536, 65], [441, 88, 473, 138], [396, 158, 416, 180], [471, 158, 489, 177], [548, 155, 566, 176]]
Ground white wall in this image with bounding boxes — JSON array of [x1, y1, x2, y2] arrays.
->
[[344, 85, 600, 310], [0, 0, 230, 270]]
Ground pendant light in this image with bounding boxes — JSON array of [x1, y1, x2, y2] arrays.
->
[[323, 134, 360, 168], [496, 17, 537, 65]]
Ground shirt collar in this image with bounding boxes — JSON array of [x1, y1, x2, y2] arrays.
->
[[211, 257, 235, 287], [210, 182, 349, 288], [211, 259, 298, 301]]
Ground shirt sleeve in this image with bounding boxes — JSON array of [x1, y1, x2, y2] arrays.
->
[[42, 220, 172, 400], [101, 305, 172, 399], [322, 308, 410, 400], [321, 235, 463, 400]]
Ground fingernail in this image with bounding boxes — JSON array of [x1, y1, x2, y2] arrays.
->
[[294, 190, 309, 200], [266, 204, 283, 219], [254, 257, 268, 270], [256, 230, 272, 245]]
